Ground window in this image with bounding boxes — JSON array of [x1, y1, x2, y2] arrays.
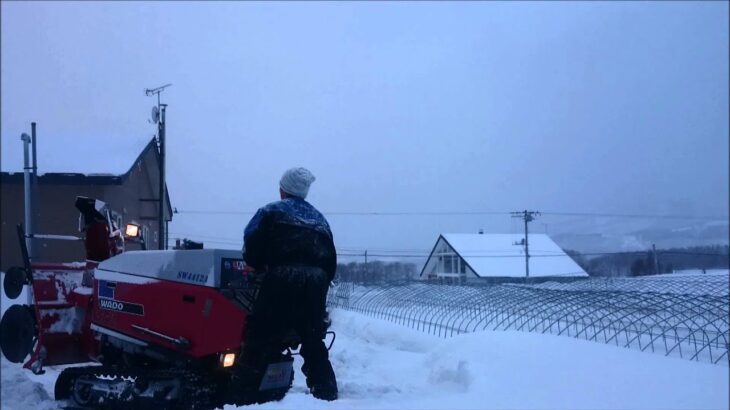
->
[[443, 254, 460, 273], [444, 255, 452, 272]]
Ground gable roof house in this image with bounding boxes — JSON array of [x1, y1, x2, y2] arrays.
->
[[1, 138, 172, 271], [419, 233, 588, 284]]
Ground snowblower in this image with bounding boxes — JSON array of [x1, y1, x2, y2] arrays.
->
[[1, 196, 332, 409]]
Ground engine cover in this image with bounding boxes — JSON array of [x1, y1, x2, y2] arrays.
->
[[95, 249, 246, 288], [91, 249, 250, 358]]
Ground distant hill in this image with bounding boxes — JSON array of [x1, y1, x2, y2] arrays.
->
[[553, 220, 728, 254], [565, 244, 730, 277]]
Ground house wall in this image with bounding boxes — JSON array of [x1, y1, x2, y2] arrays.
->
[[420, 237, 480, 283], [1, 180, 105, 270], [0, 144, 170, 271], [100, 144, 170, 249]]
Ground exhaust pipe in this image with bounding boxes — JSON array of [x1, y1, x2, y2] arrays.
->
[[21, 133, 33, 261], [31, 122, 38, 260]]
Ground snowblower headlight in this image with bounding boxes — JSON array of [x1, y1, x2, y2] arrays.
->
[[125, 223, 141, 238], [222, 353, 236, 368]]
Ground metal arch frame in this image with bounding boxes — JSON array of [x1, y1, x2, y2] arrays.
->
[[609, 294, 681, 352], [477, 287, 529, 331], [511, 287, 580, 333], [458, 289, 506, 333], [411, 286, 458, 332], [477, 287, 538, 331], [526, 289, 594, 335], [440, 285, 488, 337], [522, 275, 729, 297], [381, 284, 426, 324], [326, 275, 729, 366], [355, 285, 390, 316], [403, 285, 440, 328], [430, 285, 481, 337]]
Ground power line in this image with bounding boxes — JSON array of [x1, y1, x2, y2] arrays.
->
[[335, 252, 724, 258], [540, 211, 727, 221], [173, 209, 727, 221], [175, 210, 512, 216], [167, 232, 728, 259]]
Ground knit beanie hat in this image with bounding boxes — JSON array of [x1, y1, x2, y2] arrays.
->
[[280, 167, 316, 199]]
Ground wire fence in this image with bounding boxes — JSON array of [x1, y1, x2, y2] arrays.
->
[[327, 274, 729, 365]]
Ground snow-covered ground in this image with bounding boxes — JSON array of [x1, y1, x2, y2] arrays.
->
[[1, 306, 728, 410]]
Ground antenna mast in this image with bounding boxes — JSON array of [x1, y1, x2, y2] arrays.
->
[[145, 83, 172, 250]]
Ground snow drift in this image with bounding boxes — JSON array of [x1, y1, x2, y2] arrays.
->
[[1, 301, 727, 410]]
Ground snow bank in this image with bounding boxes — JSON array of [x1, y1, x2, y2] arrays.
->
[[246, 309, 728, 410], [644, 269, 729, 278], [0, 359, 59, 410], [1, 306, 727, 410]]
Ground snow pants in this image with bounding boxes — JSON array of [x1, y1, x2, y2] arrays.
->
[[242, 265, 338, 400]]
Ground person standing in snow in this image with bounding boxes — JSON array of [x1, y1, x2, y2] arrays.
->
[[237, 167, 338, 401]]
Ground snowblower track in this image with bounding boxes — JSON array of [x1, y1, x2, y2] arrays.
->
[[55, 365, 218, 410]]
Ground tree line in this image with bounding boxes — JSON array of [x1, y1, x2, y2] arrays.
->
[[335, 260, 418, 283], [566, 244, 729, 277]]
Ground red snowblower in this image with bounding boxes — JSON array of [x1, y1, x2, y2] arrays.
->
[[1, 196, 331, 409]]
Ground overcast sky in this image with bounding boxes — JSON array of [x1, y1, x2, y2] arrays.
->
[[2, 1, 728, 258]]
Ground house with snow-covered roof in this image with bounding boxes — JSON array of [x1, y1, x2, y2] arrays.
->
[[419, 233, 588, 284]]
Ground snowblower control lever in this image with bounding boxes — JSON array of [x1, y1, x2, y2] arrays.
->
[[131, 325, 191, 350]]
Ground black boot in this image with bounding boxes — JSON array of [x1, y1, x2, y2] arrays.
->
[[310, 381, 338, 401], [300, 337, 338, 401], [304, 361, 338, 401]]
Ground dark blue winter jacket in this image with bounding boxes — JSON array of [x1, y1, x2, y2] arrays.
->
[[243, 197, 337, 281]]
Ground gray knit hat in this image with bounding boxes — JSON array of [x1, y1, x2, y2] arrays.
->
[[280, 167, 316, 199]]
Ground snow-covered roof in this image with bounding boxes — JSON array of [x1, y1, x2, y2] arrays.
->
[[1, 137, 156, 185], [0, 136, 153, 176], [1, 137, 173, 219], [432, 233, 588, 278]]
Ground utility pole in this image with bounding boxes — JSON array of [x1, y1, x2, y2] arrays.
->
[[652, 243, 658, 275], [145, 84, 172, 250], [511, 210, 540, 280]]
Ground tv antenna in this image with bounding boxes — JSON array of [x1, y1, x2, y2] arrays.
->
[[145, 83, 172, 105]]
